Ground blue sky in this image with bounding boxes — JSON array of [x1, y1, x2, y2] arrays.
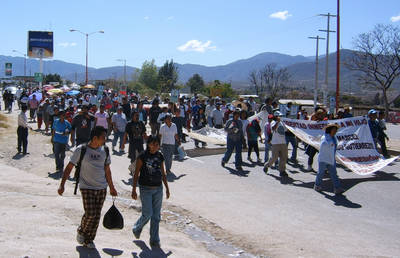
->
[[1, 0, 399, 68]]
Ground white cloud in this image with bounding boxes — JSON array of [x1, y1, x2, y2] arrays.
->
[[167, 16, 174, 20], [177, 40, 217, 53], [144, 16, 150, 20], [58, 42, 77, 47], [269, 10, 292, 20], [391, 15, 400, 22]]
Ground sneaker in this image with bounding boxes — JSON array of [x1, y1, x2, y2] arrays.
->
[[263, 164, 269, 173], [247, 156, 252, 162], [289, 158, 298, 164], [257, 158, 262, 163], [132, 228, 141, 239], [314, 185, 323, 192], [236, 166, 243, 171], [83, 240, 96, 249], [221, 160, 226, 167], [76, 232, 85, 244], [334, 188, 345, 195]]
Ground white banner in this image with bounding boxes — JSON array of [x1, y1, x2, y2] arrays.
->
[[282, 116, 397, 175]]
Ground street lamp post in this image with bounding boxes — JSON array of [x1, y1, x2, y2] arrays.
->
[[12, 50, 27, 77], [116, 59, 127, 87], [69, 29, 104, 85]]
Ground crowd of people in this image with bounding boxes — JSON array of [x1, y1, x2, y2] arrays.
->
[[1, 85, 391, 248]]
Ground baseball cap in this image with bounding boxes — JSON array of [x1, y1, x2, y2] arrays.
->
[[274, 111, 283, 117], [368, 109, 377, 115]]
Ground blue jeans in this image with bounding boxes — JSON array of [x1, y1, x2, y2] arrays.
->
[[133, 186, 163, 244], [222, 138, 242, 168], [315, 162, 341, 190], [53, 142, 66, 171], [285, 134, 297, 160], [112, 131, 124, 149], [264, 142, 271, 163], [207, 116, 213, 127], [162, 144, 175, 171]]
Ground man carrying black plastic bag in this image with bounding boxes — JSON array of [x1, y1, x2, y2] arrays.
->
[[58, 126, 118, 249]]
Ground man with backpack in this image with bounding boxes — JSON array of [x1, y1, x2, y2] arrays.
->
[[58, 126, 118, 249]]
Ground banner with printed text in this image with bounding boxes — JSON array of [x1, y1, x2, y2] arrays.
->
[[282, 116, 398, 175]]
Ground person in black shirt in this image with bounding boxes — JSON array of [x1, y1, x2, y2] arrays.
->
[[192, 107, 207, 148], [149, 100, 161, 135], [122, 110, 147, 174], [71, 105, 95, 146], [131, 135, 170, 248], [121, 97, 132, 121]]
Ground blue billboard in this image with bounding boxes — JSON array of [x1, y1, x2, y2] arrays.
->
[[27, 31, 53, 58]]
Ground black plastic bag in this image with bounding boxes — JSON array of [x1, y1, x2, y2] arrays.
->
[[103, 199, 124, 230]]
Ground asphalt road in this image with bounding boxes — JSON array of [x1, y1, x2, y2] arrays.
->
[[107, 143, 400, 257]]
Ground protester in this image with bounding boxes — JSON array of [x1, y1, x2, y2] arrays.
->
[[172, 109, 186, 143], [149, 99, 162, 135], [123, 110, 147, 174], [37, 101, 44, 130], [377, 111, 389, 158], [343, 105, 353, 118], [314, 123, 344, 194], [51, 110, 71, 173], [263, 111, 288, 178], [211, 103, 224, 128], [28, 94, 39, 122], [205, 99, 215, 127], [305, 108, 325, 171], [131, 135, 170, 248], [17, 105, 31, 155], [221, 109, 244, 171], [121, 97, 132, 120], [94, 104, 109, 130], [135, 102, 148, 125], [192, 107, 207, 148], [159, 114, 179, 173], [240, 110, 249, 149], [247, 118, 262, 162], [264, 114, 273, 163], [58, 126, 118, 249], [71, 105, 95, 147], [111, 106, 127, 152]]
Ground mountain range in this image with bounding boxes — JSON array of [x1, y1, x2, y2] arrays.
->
[[0, 50, 368, 92]]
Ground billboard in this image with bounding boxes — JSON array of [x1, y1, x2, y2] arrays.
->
[[5, 63, 12, 76], [27, 31, 53, 58]]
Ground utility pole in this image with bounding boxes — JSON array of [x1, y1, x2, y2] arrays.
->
[[336, 0, 341, 110], [309, 36, 325, 109], [319, 13, 336, 107]]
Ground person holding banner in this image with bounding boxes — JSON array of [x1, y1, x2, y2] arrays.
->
[[221, 109, 244, 171], [263, 111, 288, 177], [314, 123, 344, 195]]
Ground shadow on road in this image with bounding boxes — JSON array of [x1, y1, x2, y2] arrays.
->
[[76, 246, 101, 258], [48, 171, 62, 180], [224, 166, 250, 177], [103, 248, 124, 256], [317, 191, 362, 208], [167, 172, 186, 182], [132, 240, 172, 258]]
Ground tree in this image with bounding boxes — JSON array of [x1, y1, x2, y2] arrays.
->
[[44, 73, 62, 84], [186, 73, 205, 93], [262, 64, 290, 100], [203, 80, 235, 99], [158, 59, 178, 93], [346, 24, 400, 118], [248, 69, 264, 96], [138, 60, 159, 91]]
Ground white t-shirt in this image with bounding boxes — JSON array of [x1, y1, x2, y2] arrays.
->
[[270, 121, 286, 145], [160, 123, 177, 145], [95, 111, 109, 129], [211, 109, 224, 126], [241, 119, 249, 136]]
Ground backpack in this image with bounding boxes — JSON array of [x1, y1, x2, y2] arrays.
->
[[73, 145, 110, 195]]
